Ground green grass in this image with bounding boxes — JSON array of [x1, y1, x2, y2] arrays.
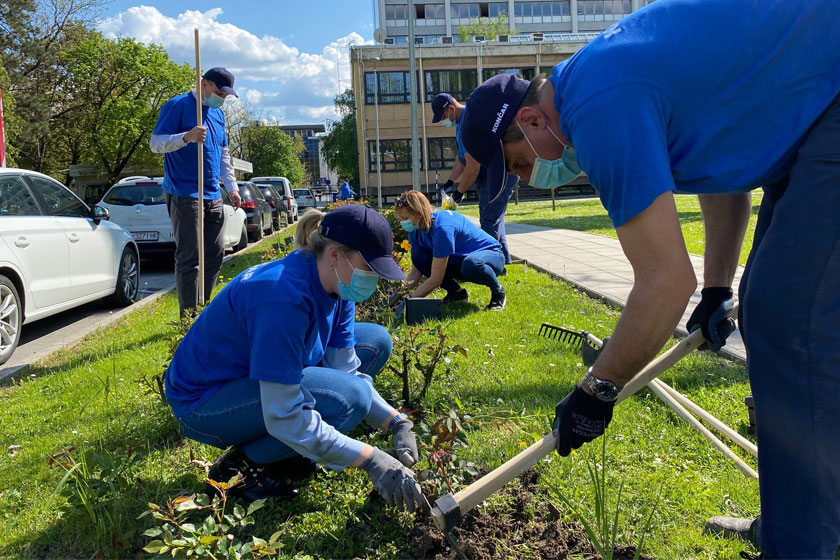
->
[[460, 193, 763, 265], [0, 231, 759, 559]]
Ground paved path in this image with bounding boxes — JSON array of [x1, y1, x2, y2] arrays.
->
[[481, 219, 746, 363]]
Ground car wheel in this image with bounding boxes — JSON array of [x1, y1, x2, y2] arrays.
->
[[250, 217, 264, 242], [265, 214, 275, 235], [287, 210, 294, 224], [293, 209, 299, 222], [104, 246, 140, 307], [0, 275, 22, 366], [236, 224, 248, 252]]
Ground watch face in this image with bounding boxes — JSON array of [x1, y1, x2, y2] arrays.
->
[[594, 381, 619, 401]]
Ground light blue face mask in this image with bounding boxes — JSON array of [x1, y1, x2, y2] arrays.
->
[[517, 121, 582, 189], [203, 93, 225, 109], [441, 118, 456, 128], [334, 251, 379, 302], [400, 219, 417, 232]]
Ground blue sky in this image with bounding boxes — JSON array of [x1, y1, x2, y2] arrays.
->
[[98, 2, 378, 123]]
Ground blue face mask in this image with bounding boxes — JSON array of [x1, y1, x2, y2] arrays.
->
[[334, 251, 379, 302], [203, 93, 225, 109], [441, 118, 456, 128], [400, 219, 417, 232], [518, 122, 582, 189]]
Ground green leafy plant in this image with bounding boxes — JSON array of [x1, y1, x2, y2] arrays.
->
[[415, 409, 479, 495], [140, 475, 282, 559], [387, 325, 468, 408], [555, 437, 658, 560]]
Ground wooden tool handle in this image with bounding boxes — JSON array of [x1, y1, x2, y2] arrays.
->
[[194, 28, 205, 305]]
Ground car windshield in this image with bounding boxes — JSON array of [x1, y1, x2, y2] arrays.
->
[[104, 183, 165, 206], [294, 189, 310, 197], [260, 188, 274, 201]]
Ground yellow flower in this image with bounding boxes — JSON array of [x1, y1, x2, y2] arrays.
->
[[571, 450, 578, 456], [400, 239, 411, 251], [520, 441, 527, 448]]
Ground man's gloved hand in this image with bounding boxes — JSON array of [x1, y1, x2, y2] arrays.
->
[[553, 385, 615, 457], [360, 448, 424, 512], [686, 287, 736, 352], [390, 414, 419, 467], [440, 179, 455, 193], [450, 190, 464, 204]]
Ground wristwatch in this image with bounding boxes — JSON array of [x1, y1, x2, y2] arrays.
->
[[583, 369, 621, 402]]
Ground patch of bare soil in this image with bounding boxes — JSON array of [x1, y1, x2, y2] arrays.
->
[[408, 470, 655, 560]]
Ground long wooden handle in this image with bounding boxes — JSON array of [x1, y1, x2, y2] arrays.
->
[[649, 378, 757, 478], [655, 379, 757, 457], [194, 28, 205, 305]]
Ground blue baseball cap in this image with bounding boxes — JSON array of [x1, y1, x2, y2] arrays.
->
[[320, 204, 405, 281], [202, 67, 238, 97], [461, 74, 530, 201], [431, 93, 456, 123]]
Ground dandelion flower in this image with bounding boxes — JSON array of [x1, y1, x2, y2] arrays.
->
[[520, 441, 527, 448]]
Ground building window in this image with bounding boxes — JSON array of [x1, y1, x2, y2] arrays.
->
[[515, 1, 570, 18], [577, 0, 626, 21], [424, 69, 478, 102], [385, 4, 408, 20], [368, 140, 423, 172], [450, 3, 480, 19], [482, 67, 537, 81], [419, 3, 446, 19], [427, 137, 458, 170], [488, 2, 508, 17], [365, 71, 419, 104]]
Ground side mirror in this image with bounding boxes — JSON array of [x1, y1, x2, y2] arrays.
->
[[91, 205, 110, 223]]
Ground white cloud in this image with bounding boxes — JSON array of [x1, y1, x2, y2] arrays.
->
[[98, 6, 371, 124]]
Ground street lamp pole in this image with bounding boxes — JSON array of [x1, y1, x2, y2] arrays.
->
[[407, 0, 421, 191]]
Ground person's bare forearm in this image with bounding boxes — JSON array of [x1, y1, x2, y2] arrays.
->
[[457, 157, 480, 193], [448, 159, 465, 182], [697, 193, 751, 287]]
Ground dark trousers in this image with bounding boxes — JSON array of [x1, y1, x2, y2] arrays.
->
[[477, 173, 519, 264], [412, 246, 504, 296], [739, 92, 840, 559], [166, 193, 225, 317]]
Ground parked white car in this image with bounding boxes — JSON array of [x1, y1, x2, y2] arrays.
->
[[251, 177, 298, 223], [98, 177, 249, 257], [0, 168, 140, 365], [293, 188, 316, 210]]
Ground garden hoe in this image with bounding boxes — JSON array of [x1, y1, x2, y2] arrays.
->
[[430, 304, 744, 535]]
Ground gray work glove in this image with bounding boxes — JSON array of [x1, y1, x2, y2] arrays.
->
[[360, 448, 424, 512], [390, 414, 419, 467]]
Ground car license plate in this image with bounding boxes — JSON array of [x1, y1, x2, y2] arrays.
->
[[132, 231, 159, 241]]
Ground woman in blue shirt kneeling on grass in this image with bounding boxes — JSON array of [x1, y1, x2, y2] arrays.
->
[[395, 190, 507, 311], [164, 205, 424, 511]]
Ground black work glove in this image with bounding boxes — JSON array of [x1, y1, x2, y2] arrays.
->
[[450, 190, 464, 204], [552, 385, 615, 457], [440, 179, 455, 193], [686, 287, 736, 352]]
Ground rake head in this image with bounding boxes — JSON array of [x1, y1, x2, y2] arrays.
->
[[538, 323, 590, 346]]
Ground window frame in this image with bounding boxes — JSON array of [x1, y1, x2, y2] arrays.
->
[[24, 174, 90, 219], [426, 137, 458, 171], [367, 139, 424, 172], [0, 173, 44, 217], [423, 69, 479, 103]]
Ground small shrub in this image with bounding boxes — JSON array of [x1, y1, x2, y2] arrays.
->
[[415, 408, 479, 495]]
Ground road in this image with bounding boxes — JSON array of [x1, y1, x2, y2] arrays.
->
[[1, 257, 175, 374]]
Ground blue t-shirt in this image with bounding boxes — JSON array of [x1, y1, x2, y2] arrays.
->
[[338, 182, 355, 200], [152, 91, 228, 199], [550, 0, 840, 227], [165, 250, 355, 417], [409, 210, 501, 259]]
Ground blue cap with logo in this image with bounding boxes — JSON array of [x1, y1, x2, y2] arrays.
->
[[320, 204, 406, 281], [461, 74, 530, 200], [431, 93, 456, 123], [202, 67, 238, 97]]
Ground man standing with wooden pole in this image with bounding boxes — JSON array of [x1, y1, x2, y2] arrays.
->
[[150, 36, 240, 318]]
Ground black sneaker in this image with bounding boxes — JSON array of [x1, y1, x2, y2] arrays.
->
[[442, 288, 469, 303], [264, 454, 324, 481], [486, 287, 506, 311], [498, 267, 508, 277], [205, 447, 298, 502]]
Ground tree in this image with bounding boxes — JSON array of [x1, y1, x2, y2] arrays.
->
[[57, 34, 193, 183], [223, 98, 262, 160], [321, 89, 359, 186], [458, 13, 517, 42], [243, 125, 305, 185]]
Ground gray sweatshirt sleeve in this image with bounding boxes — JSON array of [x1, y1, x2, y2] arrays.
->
[[149, 133, 188, 153], [259, 379, 365, 471], [220, 146, 238, 191], [321, 346, 397, 428]]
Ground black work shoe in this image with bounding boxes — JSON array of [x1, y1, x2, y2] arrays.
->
[[264, 454, 324, 481], [705, 515, 760, 547], [486, 287, 506, 311], [443, 288, 469, 303], [205, 447, 298, 502]]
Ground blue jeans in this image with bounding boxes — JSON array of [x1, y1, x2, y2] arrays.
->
[[739, 92, 840, 558], [477, 173, 519, 264], [175, 322, 393, 464], [412, 246, 505, 296]]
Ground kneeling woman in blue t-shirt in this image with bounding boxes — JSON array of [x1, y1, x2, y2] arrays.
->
[[395, 190, 507, 310], [164, 205, 424, 511]]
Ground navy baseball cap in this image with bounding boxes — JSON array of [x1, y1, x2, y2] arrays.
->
[[320, 205, 405, 281], [431, 93, 456, 123], [461, 74, 530, 201], [202, 67, 238, 97]]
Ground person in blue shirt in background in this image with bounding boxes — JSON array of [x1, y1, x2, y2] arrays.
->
[[431, 93, 519, 266], [460, 1, 840, 557], [395, 190, 506, 311], [150, 67, 242, 318], [338, 179, 357, 201], [164, 205, 424, 511]]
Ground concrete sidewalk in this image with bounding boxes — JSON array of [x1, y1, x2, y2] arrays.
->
[[484, 219, 746, 363]]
